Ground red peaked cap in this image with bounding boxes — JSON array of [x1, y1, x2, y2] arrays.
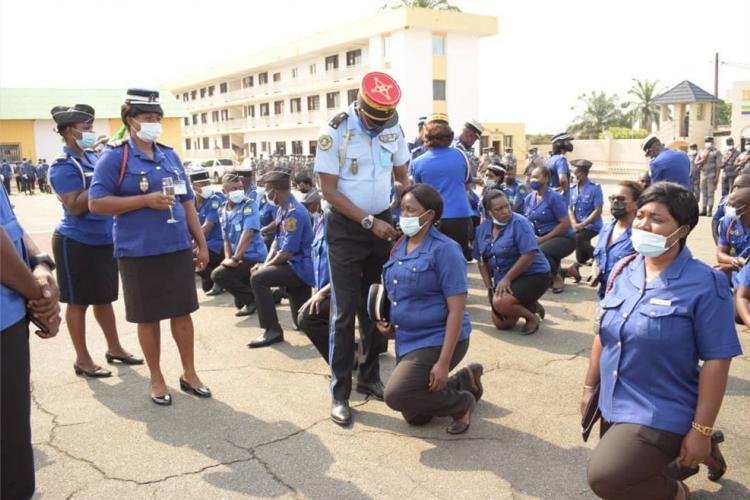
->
[[358, 72, 402, 123]]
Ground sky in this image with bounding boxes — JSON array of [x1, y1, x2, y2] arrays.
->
[[1, 0, 748, 133]]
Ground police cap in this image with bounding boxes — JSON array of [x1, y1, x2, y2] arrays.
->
[[426, 113, 449, 125], [186, 166, 211, 183], [262, 170, 291, 190], [704, 136, 714, 143], [465, 120, 484, 135], [357, 72, 401, 128], [570, 159, 593, 172], [486, 161, 506, 176], [640, 134, 660, 152], [551, 132, 573, 143], [124, 88, 164, 116], [50, 104, 95, 126]]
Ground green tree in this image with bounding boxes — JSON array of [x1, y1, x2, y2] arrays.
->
[[625, 79, 662, 132], [381, 0, 461, 10], [716, 102, 732, 126], [567, 91, 628, 139], [526, 134, 552, 145]]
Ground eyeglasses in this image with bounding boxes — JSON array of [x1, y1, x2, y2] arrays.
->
[[608, 195, 628, 203]]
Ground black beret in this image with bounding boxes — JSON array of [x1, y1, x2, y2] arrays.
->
[[570, 159, 593, 170]]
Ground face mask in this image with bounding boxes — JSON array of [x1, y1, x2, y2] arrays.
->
[[485, 179, 497, 189], [256, 187, 266, 198], [725, 205, 745, 220], [570, 175, 579, 186], [228, 190, 245, 204], [745, 145, 750, 152], [492, 217, 508, 227], [529, 180, 543, 191], [400, 212, 428, 237], [267, 196, 277, 207], [564, 142, 574, 153], [75, 131, 96, 149], [135, 121, 162, 143], [321, 200, 331, 213], [631, 227, 681, 258], [610, 200, 628, 220], [704, 142, 712, 149], [200, 186, 215, 198]]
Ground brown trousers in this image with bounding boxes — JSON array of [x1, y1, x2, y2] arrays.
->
[[588, 422, 684, 500], [384, 340, 474, 424]]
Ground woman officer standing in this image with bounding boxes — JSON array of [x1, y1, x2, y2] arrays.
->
[[524, 166, 575, 293], [49, 104, 142, 378], [474, 190, 551, 335], [89, 89, 211, 405]]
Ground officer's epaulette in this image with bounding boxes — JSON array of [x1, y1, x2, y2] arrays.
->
[[156, 142, 173, 150], [107, 139, 127, 149], [328, 112, 348, 130], [51, 153, 69, 166]]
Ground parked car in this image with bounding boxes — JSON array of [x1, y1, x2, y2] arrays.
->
[[201, 158, 238, 183]]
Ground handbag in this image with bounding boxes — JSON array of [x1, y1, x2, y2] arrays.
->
[[581, 384, 601, 442]]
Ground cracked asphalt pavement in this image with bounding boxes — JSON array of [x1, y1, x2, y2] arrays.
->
[[12, 183, 749, 499]]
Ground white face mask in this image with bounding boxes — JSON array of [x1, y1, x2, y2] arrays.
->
[[745, 144, 750, 152], [704, 142, 712, 149], [631, 227, 682, 258], [400, 211, 429, 237], [135, 121, 162, 143], [200, 186, 215, 198]]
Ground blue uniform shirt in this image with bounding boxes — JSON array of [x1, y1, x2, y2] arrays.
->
[[472, 214, 550, 283], [89, 137, 195, 258], [197, 192, 226, 255], [384, 227, 471, 357], [219, 196, 268, 262], [274, 195, 314, 287], [411, 147, 472, 219], [311, 214, 330, 290], [598, 248, 742, 434], [717, 216, 750, 287], [259, 196, 278, 228], [570, 180, 603, 232], [736, 263, 750, 289], [314, 103, 410, 215], [0, 185, 28, 330], [1, 162, 13, 180], [650, 148, 691, 188], [523, 189, 574, 237], [592, 220, 635, 299], [544, 154, 570, 203], [49, 147, 114, 246], [502, 179, 528, 213]]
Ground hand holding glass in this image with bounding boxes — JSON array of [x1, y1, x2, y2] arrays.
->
[[162, 178, 178, 224]]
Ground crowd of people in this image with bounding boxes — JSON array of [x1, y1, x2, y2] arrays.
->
[[1, 74, 747, 500]]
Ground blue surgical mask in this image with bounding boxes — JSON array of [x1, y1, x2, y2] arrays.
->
[[200, 186, 215, 198], [485, 179, 497, 189], [228, 190, 245, 204], [492, 217, 508, 227], [76, 131, 96, 149], [400, 212, 428, 237], [529, 180, 543, 191], [631, 227, 681, 258], [136, 121, 162, 143], [256, 187, 266, 198]]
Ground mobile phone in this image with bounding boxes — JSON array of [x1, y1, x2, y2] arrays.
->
[[27, 314, 50, 334]]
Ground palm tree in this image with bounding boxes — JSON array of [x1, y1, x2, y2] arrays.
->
[[626, 79, 661, 132], [382, 0, 461, 10], [567, 91, 627, 139]]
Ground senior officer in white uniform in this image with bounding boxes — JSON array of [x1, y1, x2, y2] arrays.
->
[[314, 72, 410, 426]]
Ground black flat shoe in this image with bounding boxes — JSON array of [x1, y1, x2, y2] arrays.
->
[[446, 399, 475, 435], [151, 393, 172, 406], [331, 399, 352, 426], [205, 286, 225, 296], [105, 352, 144, 365], [248, 329, 284, 348], [74, 363, 112, 378], [356, 380, 385, 401], [179, 378, 212, 398], [535, 302, 546, 320], [235, 303, 257, 317], [521, 317, 540, 335]]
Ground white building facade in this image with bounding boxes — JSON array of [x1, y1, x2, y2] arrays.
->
[[167, 7, 497, 161]]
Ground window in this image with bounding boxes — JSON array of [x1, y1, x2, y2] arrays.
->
[[309, 63, 317, 75], [220, 109, 229, 121], [183, 117, 189, 126], [190, 90, 197, 100], [307, 95, 320, 111], [200, 113, 207, 124], [346, 49, 362, 66], [192, 114, 198, 125], [290, 98, 302, 113], [182, 92, 188, 102], [208, 85, 215, 96], [347, 89, 358, 105], [291, 140, 303, 155], [259, 72, 268, 85], [200, 88, 206, 98], [260, 103, 270, 116], [185, 139, 191, 150], [211, 111, 219, 122], [217, 159, 233, 166], [222, 135, 230, 149], [273, 72, 281, 82], [219, 82, 228, 94], [275, 142, 286, 155], [503, 136, 513, 149], [274, 100, 284, 115], [202, 137, 209, 149], [242, 75, 254, 88], [309, 140, 317, 156], [382, 36, 391, 59], [291, 67, 298, 78], [325, 55, 339, 71], [432, 35, 445, 56], [433, 80, 446, 100], [326, 91, 340, 109]]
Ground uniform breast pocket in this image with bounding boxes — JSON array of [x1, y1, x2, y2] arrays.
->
[[345, 144, 370, 177], [635, 305, 683, 341], [406, 260, 434, 289], [379, 142, 397, 168], [121, 171, 151, 195], [598, 295, 625, 333]]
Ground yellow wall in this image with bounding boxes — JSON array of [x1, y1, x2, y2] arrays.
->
[[106, 117, 184, 157], [432, 101, 448, 114], [481, 122, 527, 160], [0, 120, 36, 161], [432, 56, 447, 80]]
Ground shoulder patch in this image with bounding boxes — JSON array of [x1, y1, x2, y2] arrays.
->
[[211, 200, 220, 209], [243, 205, 253, 214], [318, 135, 333, 151], [284, 216, 297, 232], [328, 111, 348, 130]]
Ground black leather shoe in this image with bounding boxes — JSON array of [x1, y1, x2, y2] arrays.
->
[[235, 303, 257, 317], [205, 286, 225, 296], [179, 378, 212, 398], [356, 380, 385, 401], [151, 393, 172, 406], [247, 329, 284, 348], [74, 363, 112, 378], [331, 399, 352, 426], [105, 352, 144, 365]]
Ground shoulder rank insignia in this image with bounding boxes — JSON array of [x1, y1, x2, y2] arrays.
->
[[107, 138, 127, 149], [379, 133, 398, 143], [243, 205, 253, 214], [318, 135, 333, 151], [285, 216, 297, 232], [211, 200, 220, 209], [328, 111, 348, 130]]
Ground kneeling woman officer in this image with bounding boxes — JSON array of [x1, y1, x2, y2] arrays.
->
[[89, 89, 211, 405]]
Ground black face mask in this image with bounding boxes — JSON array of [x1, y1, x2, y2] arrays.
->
[[564, 141, 574, 153], [611, 200, 628, 220]]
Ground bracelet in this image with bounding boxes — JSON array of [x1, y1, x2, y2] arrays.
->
[[691, 421, 714, 437], [583, 384, 596, 390]]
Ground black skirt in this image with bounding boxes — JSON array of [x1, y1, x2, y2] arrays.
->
[[118, 248, 198, 323], [509, 272, 552, 308], [52, 231, 118, 305]]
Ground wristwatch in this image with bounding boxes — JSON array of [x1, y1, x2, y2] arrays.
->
[[361, 215, 375, 230], [30, 253, 56, 271], [230, 256, 241, 263]]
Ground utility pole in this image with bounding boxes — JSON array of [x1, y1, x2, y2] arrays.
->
[[712, 52, 719, 128]]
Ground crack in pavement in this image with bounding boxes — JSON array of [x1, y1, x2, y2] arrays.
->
[[201, 363, 330, 379], [544, 348, 590, 367]]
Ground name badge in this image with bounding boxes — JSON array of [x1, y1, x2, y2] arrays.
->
[[649, 298, 672, 307], [173, 180, 188, 195], [234, 223, 242, 232]]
